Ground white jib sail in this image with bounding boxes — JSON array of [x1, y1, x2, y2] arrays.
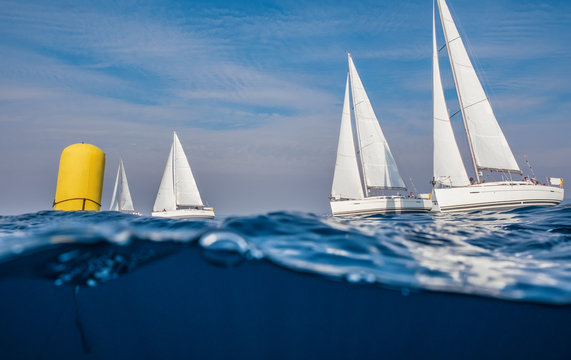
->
[[110, 159, 135, 211], [109, 165, 121, 211], [348, 53, 407, 190], [118, 159, 135, 211], [432, 3, 470, 187], [153, 142, 177, 212], [173, 132, 204, 207], [437, 0, 520, 173], [331, 74, 365, 200]]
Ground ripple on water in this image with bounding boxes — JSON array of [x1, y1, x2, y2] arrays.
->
[[0, 206, 570, 304]]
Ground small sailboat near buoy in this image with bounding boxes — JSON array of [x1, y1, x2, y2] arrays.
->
[[109, 158, 141, 215], [152, 131, 214, 219], [329, 54, 432, 216], [431, 0, 564, 212]]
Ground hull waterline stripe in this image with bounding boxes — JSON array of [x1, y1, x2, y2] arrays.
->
[[439, 199, 561, 212]]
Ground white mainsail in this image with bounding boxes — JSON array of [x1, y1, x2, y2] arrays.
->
[[436, 0, 520, 175], [153, 132, 204, 213], [347, 53, 407, 191], [331, 75, 365, 200], [432, 3, 470, 187], [110, 158, 135, 211]]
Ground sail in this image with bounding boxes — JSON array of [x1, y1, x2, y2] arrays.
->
[[437, 0, 520, 174], [118, 159, 135, 211], [109, 163, 121, 211], [347, 53, 407, 190], [331, 75, 365, 200], [110, 159, 135, 211], [153, 143, 176, 212], [432, 3, 470, 187], [173, 132, 204, 206]]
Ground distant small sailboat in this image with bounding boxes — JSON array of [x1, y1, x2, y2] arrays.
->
[[152, 131, 214, 219], [109, 158, 140, 215], [329, 54, 432, 216], [431, 0, 564, 212]]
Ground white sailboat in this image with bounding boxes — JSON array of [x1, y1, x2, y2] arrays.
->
[[431, 0, 564, 212], [330, 54, 432, 216], [152, 131, 215, 219], [109, 158, 140, 215]]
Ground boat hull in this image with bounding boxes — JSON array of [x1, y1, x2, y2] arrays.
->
[[330, 197, 432, 216], [151, 208, 215, 219], [434, 182, 564, 212]]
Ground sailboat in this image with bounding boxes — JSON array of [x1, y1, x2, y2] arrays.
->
[[431, 0, 564, 212], [151, 131, 215, 219], [330, 54, 432, 216], [109, 158, 140, 215]]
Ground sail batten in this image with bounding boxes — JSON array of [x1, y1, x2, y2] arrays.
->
[[436, 0, 521, 175], [347, 53, 407, 191], [331, 75, 365, 200]]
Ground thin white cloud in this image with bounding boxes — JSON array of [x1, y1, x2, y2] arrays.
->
[[0, 0, 569, 215]]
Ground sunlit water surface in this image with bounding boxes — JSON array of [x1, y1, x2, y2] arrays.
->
[[1, 204, 570, 304]]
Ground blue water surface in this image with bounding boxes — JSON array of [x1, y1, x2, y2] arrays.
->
[[1, 203, 570, 304]]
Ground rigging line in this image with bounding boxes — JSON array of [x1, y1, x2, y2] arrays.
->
[[73, 286, 91, 355], [438, 43, 447, 52], [447, 0, 496, 107], [463, 97, 488, 110], [447, 35, 462, 44], [409, 177, 418, 195], [450, 109, 461, 119], [52, 198, 101, 207]]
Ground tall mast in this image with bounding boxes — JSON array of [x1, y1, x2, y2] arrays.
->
[[172, 131, 177, 205], [436, 0, 480, 183]]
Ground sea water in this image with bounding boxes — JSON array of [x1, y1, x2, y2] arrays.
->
[[1, 204, 570, 359]]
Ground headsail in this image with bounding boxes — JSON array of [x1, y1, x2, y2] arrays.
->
[[172, 132, 204, 206], [331, 74, 365, 200], [432, 3, 470, 187], [436, 0, 521, 175], [110, 158, 135, 211], [347, 53, 407, 191], [153, 142, 176, 212]]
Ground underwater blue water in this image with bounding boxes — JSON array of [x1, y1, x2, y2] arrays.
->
[[1, 203, 570, 304]]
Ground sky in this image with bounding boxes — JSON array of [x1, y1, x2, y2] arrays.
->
[[0, 0, 570, 216]]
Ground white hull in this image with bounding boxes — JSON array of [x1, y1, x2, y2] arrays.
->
[[118, 210, 143, 216], [434, 182, 564, 212], [151, 208, 215, 219], [330, 196, 433, 216]]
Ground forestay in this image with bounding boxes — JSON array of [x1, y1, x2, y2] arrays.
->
[[432, 3, 470, 187], [331, 75, 365, 199], [437, 0, 521, 174], [348, 54, 407, 190]]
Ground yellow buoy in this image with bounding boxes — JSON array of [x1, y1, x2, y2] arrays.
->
[[53, 143, 105, 211]]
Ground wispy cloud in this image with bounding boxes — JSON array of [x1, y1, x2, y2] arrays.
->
[[0, 0, 569, 214]]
